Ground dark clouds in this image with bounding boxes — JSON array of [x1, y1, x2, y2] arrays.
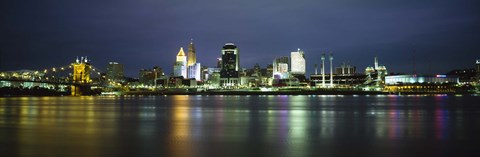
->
[[1, 0, 479, 77]]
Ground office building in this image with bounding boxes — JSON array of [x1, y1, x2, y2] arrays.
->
[[290, 49, 306, 75], [273, 56, 289, 79], [477, 59, 480, 82], [106, 62, 124, 82], [188, 63, 202, 81], [173, 47, 187, 78], [220, 43, 240, 87]]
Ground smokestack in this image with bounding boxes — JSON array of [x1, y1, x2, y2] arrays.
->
[[374, 56, 378, 70], [314, 64, 318, 75]]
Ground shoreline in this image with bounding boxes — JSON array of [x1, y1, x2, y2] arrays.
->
[[1, 90, 476, 97]]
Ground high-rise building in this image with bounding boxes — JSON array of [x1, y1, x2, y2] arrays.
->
[[476, 59, 480, 82], [188, 63, 202, 81], [291, 49, 306, 75], [174, 47, 187, 78], [220, 43, 240, 86], [273, 56, 289, 79], [216, 58, 222, 68], [106, 62, 124, 82], [187, 39, 196, 66], [266, 64, 273, 78]]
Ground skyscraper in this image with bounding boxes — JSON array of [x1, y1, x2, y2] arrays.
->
[[188, 63, 202, 81], [476, 59, 480, 82], [187, 39, 196, 66], [174, 47, 187, 78], [290, 49, 306, 75], [220, 43, 240, 86], [106, 62, 124, 82]]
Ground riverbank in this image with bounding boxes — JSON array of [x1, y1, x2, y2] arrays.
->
[[114, 90, 468, 96]]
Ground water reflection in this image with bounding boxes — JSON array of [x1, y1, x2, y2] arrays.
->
[[0, 95, 478, 157]]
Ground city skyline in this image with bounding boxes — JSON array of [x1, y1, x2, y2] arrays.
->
[[1, 0, 480, 77]]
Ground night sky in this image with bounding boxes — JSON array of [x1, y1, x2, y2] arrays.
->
[[1, 0, 479, 77]]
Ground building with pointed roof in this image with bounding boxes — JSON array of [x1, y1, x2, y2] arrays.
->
[[174, 47, 187, 78]]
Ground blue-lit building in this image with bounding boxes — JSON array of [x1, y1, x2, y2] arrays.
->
[[384, 75, 459, 93], [385, 75, 459, 85]]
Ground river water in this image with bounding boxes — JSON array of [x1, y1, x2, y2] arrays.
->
[[1, 95, 479, 157]]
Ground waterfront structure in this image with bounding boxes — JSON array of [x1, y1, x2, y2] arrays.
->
[[365, 56, 388, 86], [139, 66, 163, 86], [174, 47, 187, 78], [321, 53, 326, 87], [291, 49, 306, 75], [187, 40, 196, 66], [220, 43, 240, 87], [335, 63, 356, 76], [384, 75, 459, 93], [106, 62, 124, 82], [385, 75, 458, 84], [329, 53, 334, 87], [310, 74, 366, 87], [446, 68, 476, 83], [273, 56, 289, 79], [71, 56, 91, 96]]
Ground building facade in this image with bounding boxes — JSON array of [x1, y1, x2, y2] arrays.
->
[[174, 47, 187, 78], [187, 40, 196, 67], [384, 75, 459, 93], [335, 63, 356, 76], [477, 59, 480, 82], [220, 43, 240, 87], [106, 62, 124, 82], [188, 63, 202, 81], [290, 49, 306, 75], [273, 56, 289, 79]]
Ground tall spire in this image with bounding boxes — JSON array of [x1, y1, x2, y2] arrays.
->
[[187, 39, 196, 66]]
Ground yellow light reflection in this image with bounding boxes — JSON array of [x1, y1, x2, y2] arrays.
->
[[170, 95, 193, 157]]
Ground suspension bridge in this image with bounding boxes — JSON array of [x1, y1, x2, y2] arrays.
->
[[0, 57, 105, 96]]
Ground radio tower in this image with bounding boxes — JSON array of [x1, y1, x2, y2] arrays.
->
[[413, 48, 416, 76]]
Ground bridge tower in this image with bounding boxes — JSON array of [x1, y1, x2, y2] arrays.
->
[[71, 56, 91, 96]]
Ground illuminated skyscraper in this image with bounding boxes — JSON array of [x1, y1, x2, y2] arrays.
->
[[220, 43, 240, 86], [174, 47, 187, 78], [476, 59, 480, 82], [291, 49, 306, 75], [188, 63, 202, 81], [187, 39, 196, 66], [106, 62, 124, 82]]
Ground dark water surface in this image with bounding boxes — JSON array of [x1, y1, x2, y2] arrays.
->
[[1, 95, 480, 157]]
